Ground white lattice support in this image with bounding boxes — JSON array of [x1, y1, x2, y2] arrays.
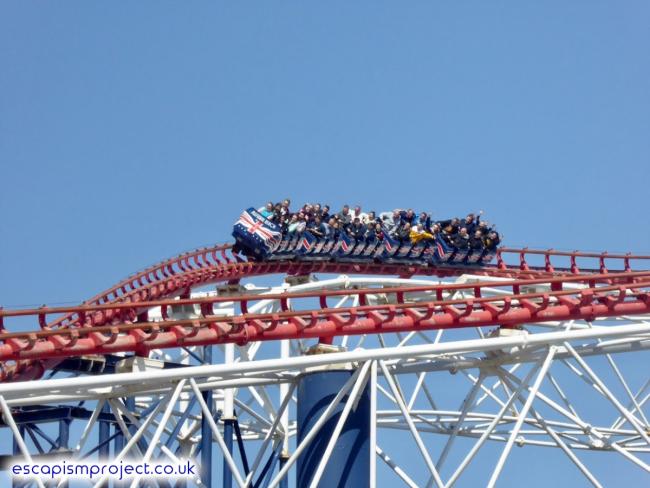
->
[[380, 360, 445, 488], [487, 346, 556, 487], [445, 360, 544, 488]]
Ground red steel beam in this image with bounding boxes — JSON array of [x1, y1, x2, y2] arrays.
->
[[2, 270, 648, 324], [44, 243, 649, 327], [1, 280, 648, 363], [35, 256, 650, 331]]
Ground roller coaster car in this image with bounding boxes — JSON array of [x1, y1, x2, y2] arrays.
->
[[232, 208, 283, 260], [232, 208, 496, 266]]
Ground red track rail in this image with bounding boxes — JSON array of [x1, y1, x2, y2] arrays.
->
[[0, 275, 649, 362], [3, 270, 649, 324], [1, 244, 649, 381], [39, 244, 650, 331]]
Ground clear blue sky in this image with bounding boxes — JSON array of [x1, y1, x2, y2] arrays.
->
[[1, 2, 649, 486]]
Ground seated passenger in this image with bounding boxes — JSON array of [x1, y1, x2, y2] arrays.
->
[[438, 217, 460, 234], [439, 217, 461, 243], [380, 210, 402, 235], [321, 217, 332, 238], [340, 217, 353, 235], [409, 224, 434, 244], [477, 220, 490, 236], [401, 208, 417, 225], [308, 216, 327, 239], [277, 215, 289, 235], [372, 223, 384, 241], [313, 203, 322, 217], [321, 205, 331, 222], [352, 205, 368, 223], [259, 201, 275, 219], [365, 211, 378, 225], [287, 214, 306, 236], [452, 227, 470, 250], [273, 202, 284, 221], [394, 222, 412, 243], [337, 205, 352, 225], [483, 231, 501, 250], [279, 199, 291, 218], [349, 218, 367, 241], [364, 224, 376, 242], [463, 212, 482, 234], [363, 222, 383, 241], [469, 230, 484, 251], [416, 211, 431, 230], [328, 218, 341, 239]]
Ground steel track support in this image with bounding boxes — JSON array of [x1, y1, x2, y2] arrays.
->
[[57, 418, 70, 488], [279, 339, 290, 488], [115, 395, 137, 488], [190, 379, 246, 488], [131, 379, 187, 487], [201, 345, 214, 488], [369, 360, 377, 488], [223, 419, 235, 488], [99, 402, 111, 461], [380, 361, 444, 488], [1, 396, 45, 488], [113, 404, 124, 463], [277, 455, 288, 488], [243, 383, 296, 488], [487, 346, 557, 488], [124, 396, 136, 440]]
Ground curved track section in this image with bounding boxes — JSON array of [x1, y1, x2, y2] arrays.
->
[[26, 245, 650, 331], [2, 271, 650, 362], [1, 244, 650, 382]]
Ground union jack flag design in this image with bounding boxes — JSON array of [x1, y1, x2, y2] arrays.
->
[[234, 208, 282, 250], [301, 236, 313, 252], [340, 237, 349, 252], [436, 241, 446, 258]]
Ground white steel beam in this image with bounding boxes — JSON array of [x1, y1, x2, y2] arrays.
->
[[487, 346, 557, 487], [380, 360, 444, 488], [3, 323, 650, 406]]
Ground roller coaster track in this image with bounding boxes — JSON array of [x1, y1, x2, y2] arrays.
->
[[2, 244, 650, 382]]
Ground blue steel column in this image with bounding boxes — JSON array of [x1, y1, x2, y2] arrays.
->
[[222, 419, 234, 488], [278, 456, 289, 488], [113, 405, 124, 458], [98, 403, 111, 460], [297, 369, 371, 488], [58, 419, 70, 488], [201, 345, 213, 487], [125, 396, 136, 439]]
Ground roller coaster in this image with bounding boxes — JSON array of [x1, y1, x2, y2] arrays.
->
[[232, 207, 498, 266], [1, 216, 650, 487]]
